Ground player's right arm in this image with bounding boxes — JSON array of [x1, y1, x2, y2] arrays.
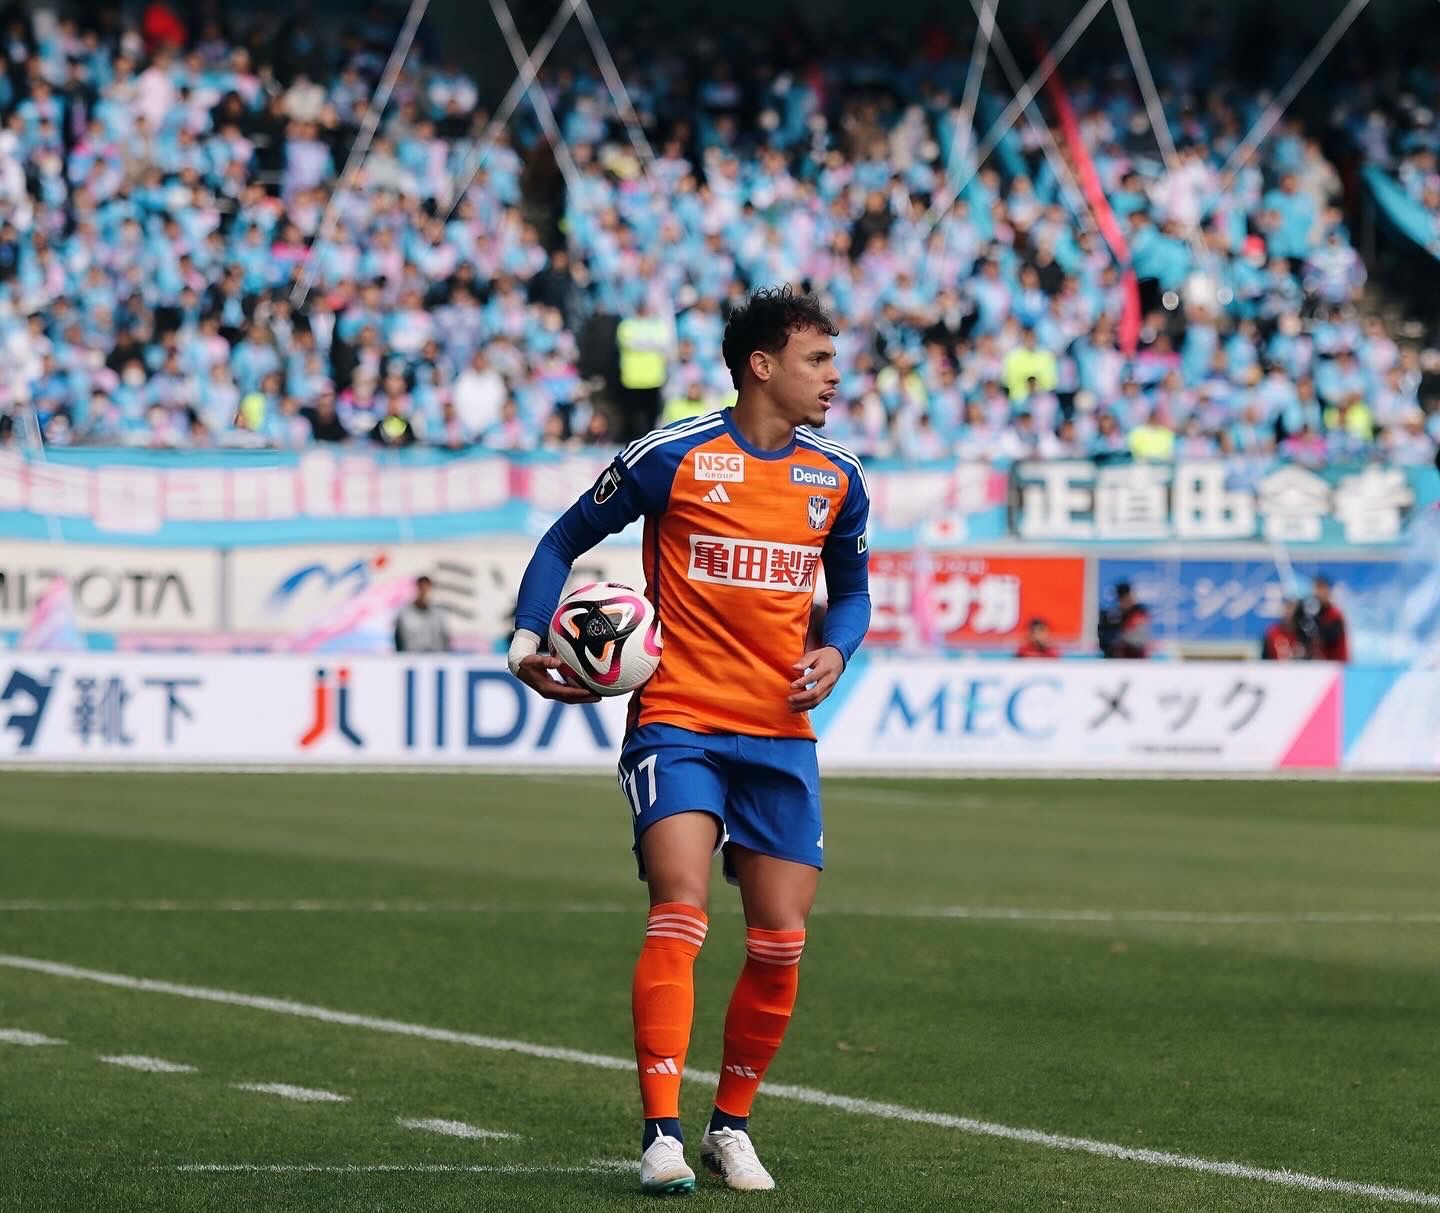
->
[[508, 450, 665, 703]]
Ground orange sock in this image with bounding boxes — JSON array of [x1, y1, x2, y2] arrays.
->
[[633, 902, 708, 1120], [714, 927, 805, 1117]]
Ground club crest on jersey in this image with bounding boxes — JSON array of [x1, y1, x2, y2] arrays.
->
[[593, 462, 623, 505], [807, 495, 830, 530]]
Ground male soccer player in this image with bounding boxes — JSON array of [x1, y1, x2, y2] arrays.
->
[[508, 286, 870, 1194]]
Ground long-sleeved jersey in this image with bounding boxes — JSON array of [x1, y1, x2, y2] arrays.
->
[[514, 408, 871, 739]]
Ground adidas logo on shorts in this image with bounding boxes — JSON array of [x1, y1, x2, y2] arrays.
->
[[702, 484, 732, 504]]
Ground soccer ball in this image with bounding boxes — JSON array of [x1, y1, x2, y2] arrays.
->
[[548, 582, 662, 696]]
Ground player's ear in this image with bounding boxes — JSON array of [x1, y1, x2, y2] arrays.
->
[[748, 350, 771, 382]]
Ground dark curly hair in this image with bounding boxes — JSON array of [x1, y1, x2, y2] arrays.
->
[[721, 285, 838, 389]]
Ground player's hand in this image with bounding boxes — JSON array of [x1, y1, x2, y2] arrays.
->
[[788, 646, 844, 714], [513, 654, 602, 704]]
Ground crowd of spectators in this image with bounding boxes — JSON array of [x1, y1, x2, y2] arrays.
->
[[1339, 51, 1440, 245], [1, 3, 1437, 465]]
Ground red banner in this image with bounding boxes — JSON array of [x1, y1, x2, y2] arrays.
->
[[1039, 44, 1142, 357], [867, 552, 1086, 648]]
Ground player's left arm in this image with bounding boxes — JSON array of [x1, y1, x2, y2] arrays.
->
[[789, 468, 871, 713]]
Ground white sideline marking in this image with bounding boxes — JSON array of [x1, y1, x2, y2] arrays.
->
[[396, 1117, 519, 1140], [880, 906, 1440, 926], [100, 1054, 196, 1073], [169, 1160, 635, 1174], [1, 899, 1436, 925], [2, 955, 1437, 1208], [233, 1082, 349, 1103], [0, 1027, 65, 1046], [0, 899, 635, 914]]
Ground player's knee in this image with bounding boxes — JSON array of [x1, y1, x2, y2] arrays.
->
[[648, 883, 709, 914]]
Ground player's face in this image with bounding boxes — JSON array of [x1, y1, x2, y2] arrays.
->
[[773, 327, 840, 428]]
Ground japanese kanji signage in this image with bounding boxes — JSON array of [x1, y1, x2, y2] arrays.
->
[[867, 553, 1086, 647], [1, 664, 202, 753], [4, 655, 1437, 774], [686, 534, 822, 592], [1012, 461, 1428, 545]]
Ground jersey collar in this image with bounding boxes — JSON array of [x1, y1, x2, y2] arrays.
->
[[720, 407, 796, 460]]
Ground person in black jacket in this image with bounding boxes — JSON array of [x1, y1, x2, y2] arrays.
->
[[1098, 582, 1151, 658]]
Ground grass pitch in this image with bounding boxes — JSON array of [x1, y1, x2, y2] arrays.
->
[[0, 772, 1437, 1212]]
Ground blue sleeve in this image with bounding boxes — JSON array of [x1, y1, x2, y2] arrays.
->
[[820, 468, 871, 665], [513, 450, 671, 637]]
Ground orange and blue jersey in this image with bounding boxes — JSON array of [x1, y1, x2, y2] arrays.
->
[[515, 408, 871, 740]]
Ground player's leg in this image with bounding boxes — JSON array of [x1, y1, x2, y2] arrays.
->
[[698, 848, 814, 1190], [702, 738, 822, 1190], [634, 813, 719, 1195], [621, 727, 727, 1194]]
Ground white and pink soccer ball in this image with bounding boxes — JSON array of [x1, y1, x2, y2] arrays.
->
[[548, 581, 662, 696]]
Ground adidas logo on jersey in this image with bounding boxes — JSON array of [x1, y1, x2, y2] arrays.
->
[[702, 484, 732, 504], [645, 1058, 680, 1075], [724, 1064, 758, 1079]]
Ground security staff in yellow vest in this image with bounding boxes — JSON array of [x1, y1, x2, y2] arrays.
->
[[615, 301, 673, 440], [1002, 325, 1058, 401], [1128, 408, 1176, 461]]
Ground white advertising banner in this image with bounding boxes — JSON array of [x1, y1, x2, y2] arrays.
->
[[814, 658, 1342, 772], [0, 655, 1381, 772], [1343, 669, 1440, 771], [0, 542, 221, 634], [0, 655, 630, 765], [226, 540, 644, 647]]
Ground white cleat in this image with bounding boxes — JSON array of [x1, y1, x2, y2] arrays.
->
[[700, 1126, 776, 1191], [640, 1132, 696, 1196]]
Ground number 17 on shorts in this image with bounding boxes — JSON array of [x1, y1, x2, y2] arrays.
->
[[619, 754, 658, 817]]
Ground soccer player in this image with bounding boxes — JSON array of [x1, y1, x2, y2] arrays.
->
[[508, 286, 870, 1194]]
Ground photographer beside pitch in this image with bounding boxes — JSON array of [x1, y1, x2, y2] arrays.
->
[[507, 287, 871, 1194]]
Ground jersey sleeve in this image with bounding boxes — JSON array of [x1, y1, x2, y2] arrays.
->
[[819, 466, 871, 665], [512, 450, 673, 638]]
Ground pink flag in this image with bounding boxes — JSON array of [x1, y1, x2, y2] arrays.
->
[[909, 543, 940, 653], [287, 576, 417, 653], [19, 576, 83, 651]]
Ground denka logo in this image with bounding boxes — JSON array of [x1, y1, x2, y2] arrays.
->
[[687, 534, 821, 592], [695, 452, 745, 483], [298, 667, 364, 748], [790, 464, 839, 489]]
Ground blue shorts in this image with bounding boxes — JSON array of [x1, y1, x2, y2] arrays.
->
[[617, 723, 824, 884]]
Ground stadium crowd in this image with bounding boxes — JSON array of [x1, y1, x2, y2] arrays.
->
[[1, 3, 1437, 464], [1339, 52, 1440, 249]]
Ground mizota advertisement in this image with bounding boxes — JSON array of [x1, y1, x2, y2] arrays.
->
[[0, 542, 221, 634]]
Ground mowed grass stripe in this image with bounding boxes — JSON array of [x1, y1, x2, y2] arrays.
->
[[168, 1162, 636, 1174], [3, 952, 1438, 1209], [2, 899, 1439, 924]]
